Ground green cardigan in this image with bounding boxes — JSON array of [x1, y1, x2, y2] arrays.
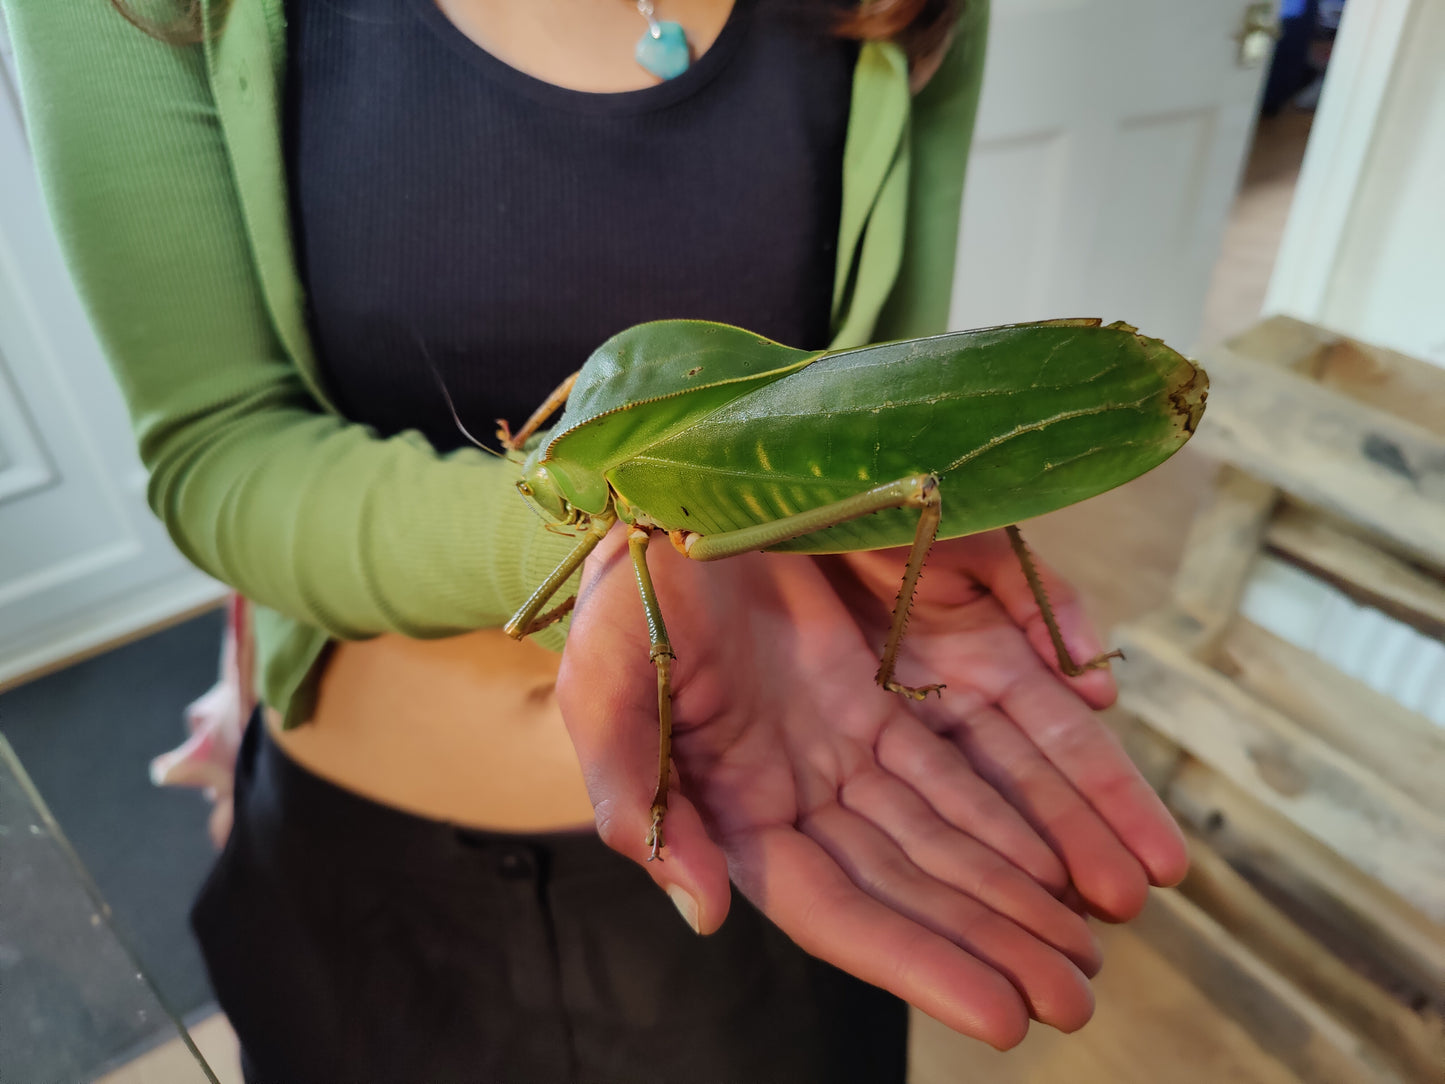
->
[[4, 0, 988, 725]]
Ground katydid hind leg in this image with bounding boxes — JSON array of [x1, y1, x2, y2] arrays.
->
[[874, 475, 947, 700], [1003, 524, 1123, 676], [673, 471, 950, 700], [626, 526, 677, 862]]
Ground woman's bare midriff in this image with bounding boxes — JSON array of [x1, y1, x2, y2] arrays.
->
[[266, 630, 597, 832]]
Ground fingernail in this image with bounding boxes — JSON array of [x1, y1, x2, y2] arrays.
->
[[667, 885, 701, 934]]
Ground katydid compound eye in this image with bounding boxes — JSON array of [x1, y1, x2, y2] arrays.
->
[[517, 481, 532, 497]]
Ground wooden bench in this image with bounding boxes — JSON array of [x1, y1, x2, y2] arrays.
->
[[1111, 317, 1445, 1084]]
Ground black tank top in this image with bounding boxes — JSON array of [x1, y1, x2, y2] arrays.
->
[[285, 0, 856, 452]]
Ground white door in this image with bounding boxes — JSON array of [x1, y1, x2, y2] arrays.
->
[[951, 0, 1278, 352], [0, 14, 224, 688]]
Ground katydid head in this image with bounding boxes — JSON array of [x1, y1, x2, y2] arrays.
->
[[516, 457, 576, 525]]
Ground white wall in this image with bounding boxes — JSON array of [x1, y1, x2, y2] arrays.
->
[[1321, 0, 1445, 367], [1266, 0, 1445, 368]]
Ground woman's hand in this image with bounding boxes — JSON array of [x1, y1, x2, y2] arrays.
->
[[556, 526, 1187, 1049]]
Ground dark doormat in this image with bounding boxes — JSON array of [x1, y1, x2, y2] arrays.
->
[[0, 608, 227, 1022]]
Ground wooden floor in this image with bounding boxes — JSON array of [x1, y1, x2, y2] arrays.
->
[[95, 1014, 241, 1084], [909, 918, 1305, 1084], [98, 108, 1319, 1084]]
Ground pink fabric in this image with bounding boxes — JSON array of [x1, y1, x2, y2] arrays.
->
[[149, 595, 255, 848]]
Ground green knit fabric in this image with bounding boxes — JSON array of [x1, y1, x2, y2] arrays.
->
[[2, 0, 988, 726]]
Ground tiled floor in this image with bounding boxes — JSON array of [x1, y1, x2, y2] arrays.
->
[[96, 110, 1317, 1084]]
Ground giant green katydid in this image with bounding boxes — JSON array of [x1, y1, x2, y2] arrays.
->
[[492, 317, 1208, 860]]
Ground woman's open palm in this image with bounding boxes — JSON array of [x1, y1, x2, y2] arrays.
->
[[557, 526, 1187, 1049]]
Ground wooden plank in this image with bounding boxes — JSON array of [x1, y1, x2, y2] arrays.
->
[[1219, 314, 1340, 374], [1313, 338, 1445, 438], [1219, 618, 1445, 817], [1265, 503, 1445, 639], [1110, 707, 1188, 792], [1165, 759, 1445, 1003], [1179, 833, 1445, 1083], [1169, 466, 1279, 652], [1134, 889, 1408, 1084], [1190, 343, 1445, 569], [1115, 616, 1445, 920]]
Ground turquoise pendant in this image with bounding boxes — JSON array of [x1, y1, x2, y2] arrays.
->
[[635, 21, 691, 81]]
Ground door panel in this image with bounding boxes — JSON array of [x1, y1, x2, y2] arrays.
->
[[952, 0, 1275, 351], [0, 13, 223, 687]]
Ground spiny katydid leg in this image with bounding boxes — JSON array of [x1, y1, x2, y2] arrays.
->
[[873, 477, 945, 700], [1004, 524, 1123, 676], [504, 510, 615, 639], [673, 473, 947, 700], [497, 370, 580, 451], [519, 596, 577, 637], [624, 526, 676, 862]]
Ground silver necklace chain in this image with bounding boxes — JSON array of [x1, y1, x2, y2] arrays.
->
[[636, 0, 664, 39]]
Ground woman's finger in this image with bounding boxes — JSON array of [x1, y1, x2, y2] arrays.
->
[[934, 701, 1153, 921], [997, 676, 1189, 890], [873, 713, 1069, 894], [558, 529, 734, 933], [726, 824, 1034, 1049], [799, 804, 1096, 1034], [838, 764, 1101, 975]]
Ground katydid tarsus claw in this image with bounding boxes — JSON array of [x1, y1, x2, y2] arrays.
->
[[497, 319, 1207, 858]]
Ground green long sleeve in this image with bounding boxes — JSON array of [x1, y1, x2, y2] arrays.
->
[[4, 0, 580, 719]]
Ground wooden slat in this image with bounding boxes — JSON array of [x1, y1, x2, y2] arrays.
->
[[1265, 503, 1445, 639], [1115, 616, 1445, 920], [1219, 315, 1340, 374], [1313, 338, 1445, 437], [1219, 618, 1445, 817], [1179, 833, 1445, 1083], [1169, 466, 1279, 652], [1165, 759, 1445, 1002], [1191, 344, 1445, 569], [1110, 708, 1188, 792], [1134, 889, 1408, 1084]]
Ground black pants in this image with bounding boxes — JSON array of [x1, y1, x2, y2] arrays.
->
[[192, 716, 907, 1083]]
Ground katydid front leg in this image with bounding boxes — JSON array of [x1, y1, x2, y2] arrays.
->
[[624, 527, 676, 862], [504, 510, 614, 638]]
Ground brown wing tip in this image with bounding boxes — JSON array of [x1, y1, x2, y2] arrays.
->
[[1125, 325, 1209, 439], [1170, 360, 1209, 436]]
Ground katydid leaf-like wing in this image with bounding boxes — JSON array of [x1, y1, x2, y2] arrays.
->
[[603, 320, 1207, 551], [541, 320, 818, 475]]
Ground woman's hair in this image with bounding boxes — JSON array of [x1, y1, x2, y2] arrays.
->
[[109, 0, 217, 45], [109, 0, 963, 65], [838, 0, 961, 67]]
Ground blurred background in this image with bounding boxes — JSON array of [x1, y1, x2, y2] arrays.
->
[[1, 0, 1441, 1080]]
